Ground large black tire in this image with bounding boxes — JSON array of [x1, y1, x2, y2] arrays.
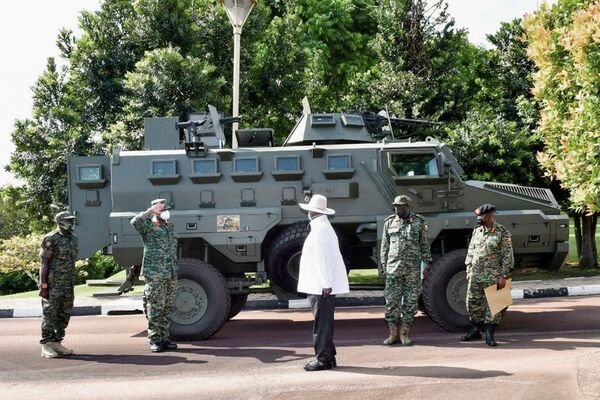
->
[[227, 293, 248, 320], [422, 249, 470, 332], [169, 258, 231, 340], [265, 222, 309, 293]]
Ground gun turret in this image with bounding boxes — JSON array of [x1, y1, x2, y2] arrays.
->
[[361, 112, 442, 140], [178, 105, 241, 157]]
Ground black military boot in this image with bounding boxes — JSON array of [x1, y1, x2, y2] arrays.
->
[[461, 322, 483, 342], [485, 324, 498, 347]]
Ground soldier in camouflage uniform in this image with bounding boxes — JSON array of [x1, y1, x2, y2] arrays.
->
[[131, 199, 179, 353], [461, 203, 514, 347], [39, 211, 78, 358], [380, 195, 432, 346]]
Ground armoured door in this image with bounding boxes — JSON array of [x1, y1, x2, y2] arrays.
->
[[68, 156, 112, 257]]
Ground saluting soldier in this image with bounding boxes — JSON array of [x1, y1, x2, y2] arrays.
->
[[131, 199, 179, 353], [461, 203, 514, 346], [380, 195, 432, 346], [39, 211, 78, 358]]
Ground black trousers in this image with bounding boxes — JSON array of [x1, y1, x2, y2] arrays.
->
[[308, 294, 336, 363]]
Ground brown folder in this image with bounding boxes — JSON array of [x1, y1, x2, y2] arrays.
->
[[484, 278, 513, 316]]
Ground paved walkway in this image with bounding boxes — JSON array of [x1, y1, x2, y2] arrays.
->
[[1, 276, 600, 318]]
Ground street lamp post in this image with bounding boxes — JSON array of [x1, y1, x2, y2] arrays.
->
[[221, 0, 256, 148]]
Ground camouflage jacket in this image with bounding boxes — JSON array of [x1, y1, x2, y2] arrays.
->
[[380, 212, 432, 275], [465, 221, 514, 279], [131, 212, 178, 279], [39, 229, 78, 283]]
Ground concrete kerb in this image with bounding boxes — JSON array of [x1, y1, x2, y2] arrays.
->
[[1, 278, 600, 318]]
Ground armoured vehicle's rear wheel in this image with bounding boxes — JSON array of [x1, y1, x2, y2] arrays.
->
[[228, 293, 248, 320], [170, 258, 231, 340], [266, 222, 309, 293], [422, 249, 470, 332]]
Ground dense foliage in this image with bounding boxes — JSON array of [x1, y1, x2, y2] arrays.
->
[[524, 0, 600, 268]]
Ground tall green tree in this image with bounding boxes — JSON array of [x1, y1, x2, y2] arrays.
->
[[9, 58, 87, 231], [524, 0, 599, 268]]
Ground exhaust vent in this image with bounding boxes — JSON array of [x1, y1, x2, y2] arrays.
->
[[484, 183, 554, 205]]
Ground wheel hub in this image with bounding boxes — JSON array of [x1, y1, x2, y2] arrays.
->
[[446, 271, 468, 316], [172, 278, 209, 325]]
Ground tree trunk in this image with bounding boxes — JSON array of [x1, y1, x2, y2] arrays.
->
[[592, 214, 598, 268], [573, 213, 582, 258], [579, 214, 595, 269]]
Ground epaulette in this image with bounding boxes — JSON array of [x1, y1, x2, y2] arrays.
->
[[384, 214, 396, 222], [413, 213, 426, 222]]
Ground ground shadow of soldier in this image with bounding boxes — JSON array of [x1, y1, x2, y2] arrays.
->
[[336, 365, 512, 379], [182, 345, 311, 364], [64, 353, 207, 366]]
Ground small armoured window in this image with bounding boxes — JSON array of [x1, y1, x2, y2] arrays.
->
[[193, 159, 217, 174], [151, 160, 176, 176], [79, 165, 102, 181], [311, 114, 336, 126], [148, 159, 180, 185], [327, 154, 351, 170], [275, 156, 299, 171], [234, 158, 259, 172], [341, 114, 364, 128]]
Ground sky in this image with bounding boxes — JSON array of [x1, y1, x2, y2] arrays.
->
[[0, 0, 553, 187]]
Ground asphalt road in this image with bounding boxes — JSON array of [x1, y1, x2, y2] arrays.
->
[[1, 296, 599, 400]]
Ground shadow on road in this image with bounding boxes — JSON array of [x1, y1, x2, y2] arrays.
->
[[181, 346, 311, 364], [65, 353, 207, 366], [336, 365, 512, 379]]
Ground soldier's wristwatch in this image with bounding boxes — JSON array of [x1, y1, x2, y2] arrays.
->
[[41, 283, 48, 289]]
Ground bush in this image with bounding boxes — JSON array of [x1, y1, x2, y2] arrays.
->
[[82, 253, 122, 281], [0, 233, 88, 294]]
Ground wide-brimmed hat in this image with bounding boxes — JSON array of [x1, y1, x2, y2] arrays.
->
[[392, 195, 411, 206], [299, 194, 335, 215]]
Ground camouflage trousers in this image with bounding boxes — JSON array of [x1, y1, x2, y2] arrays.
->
[[466, 273, 503, 325], [40, 284, 74, 344], [384, 271, 421, 326], [144, 278, 178, 345]]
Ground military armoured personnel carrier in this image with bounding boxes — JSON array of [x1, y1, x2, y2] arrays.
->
[[68, 100, 569, 339]]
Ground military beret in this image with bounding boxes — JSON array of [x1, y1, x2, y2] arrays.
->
[[475, 203, 496, 215], [54, 211, 76, 222], [392, 195, 412, 206]]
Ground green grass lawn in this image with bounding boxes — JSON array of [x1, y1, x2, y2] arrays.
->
[[1, 270, 144, 299]]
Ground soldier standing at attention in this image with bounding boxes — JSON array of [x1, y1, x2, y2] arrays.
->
[[39, 211, 78, 358], [297, 194, 350, 371], [461, 204, 514, 346], [380, 195, 432, 346], [131, 199, 179, 353]]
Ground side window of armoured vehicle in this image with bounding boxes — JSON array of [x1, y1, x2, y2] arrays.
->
[[234, 158, 259, 172], [388, 153, 439, 178], [275, 155, 300, 171], [193, 159, 217, 174], [151, 160, 176, 176]]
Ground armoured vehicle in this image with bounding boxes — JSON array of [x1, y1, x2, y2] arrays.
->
[[68, 100, 569, 339]]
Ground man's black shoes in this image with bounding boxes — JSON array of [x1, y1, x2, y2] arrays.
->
[[304, 359, 334, 371]]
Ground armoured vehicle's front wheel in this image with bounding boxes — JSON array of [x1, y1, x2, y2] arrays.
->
[[170, 258, 231, 340], [422, 249, 470, 332], [266, 222, 309, 293]]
